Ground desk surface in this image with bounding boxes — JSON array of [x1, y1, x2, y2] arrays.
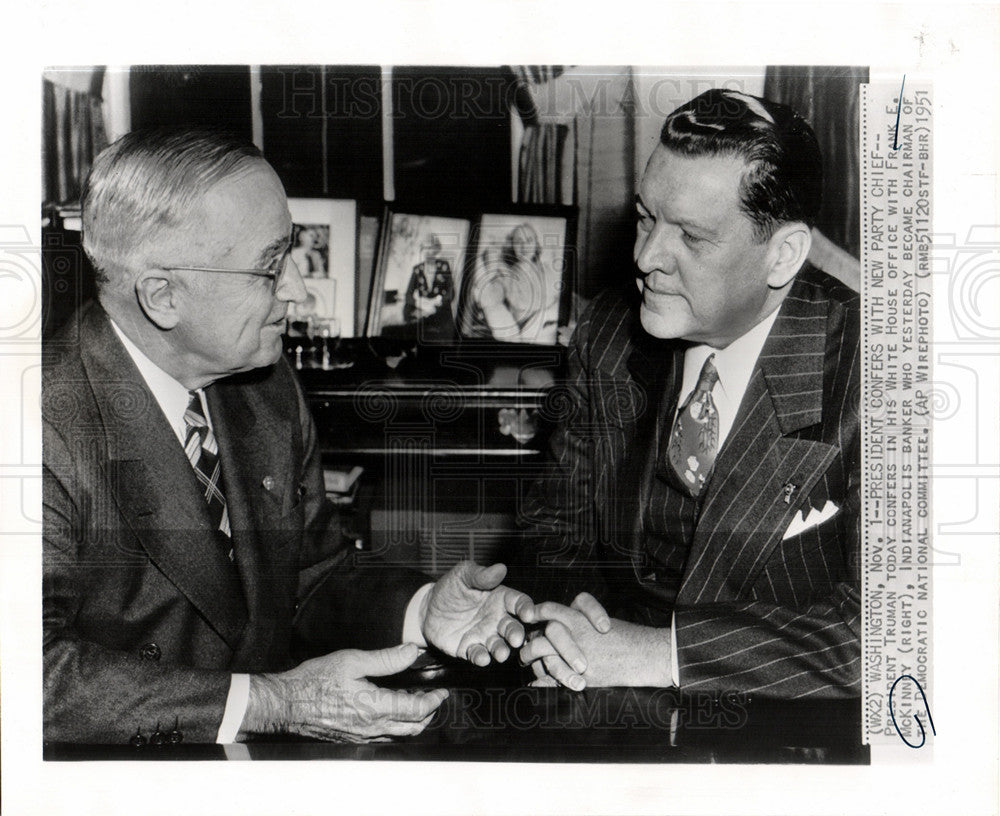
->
[[46, 663, 868, 764]]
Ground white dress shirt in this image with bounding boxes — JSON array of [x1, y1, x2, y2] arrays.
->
[[667, 306, 782, 685], [110, 320, 431, 742]]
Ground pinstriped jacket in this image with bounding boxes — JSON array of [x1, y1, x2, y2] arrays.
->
[[514, 265, 860, 698]]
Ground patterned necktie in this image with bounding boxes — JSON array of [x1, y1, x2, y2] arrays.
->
[[667, 354, 720, 498], [183, 391, 232, 546]]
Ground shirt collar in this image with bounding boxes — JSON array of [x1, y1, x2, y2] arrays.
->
[[109, 317, 198, 443], [681, 306, 782, 402]]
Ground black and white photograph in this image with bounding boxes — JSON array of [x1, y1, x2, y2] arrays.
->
[[458, 211, 573, 344], [367, 210, 471, 339], [37, 63, 869, 759], [5, 12, 999, 814], [290, 223, 329, 277], [287, 197, 357, 335]]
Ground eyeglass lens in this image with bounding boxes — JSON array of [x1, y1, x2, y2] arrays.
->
[[272, 251, 293, 293]]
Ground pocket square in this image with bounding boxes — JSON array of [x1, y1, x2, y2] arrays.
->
[[782, 500, 840, 540]]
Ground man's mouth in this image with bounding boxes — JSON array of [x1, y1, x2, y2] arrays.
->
[[638, 272, 681, 298], [643, 285, 679, 297]]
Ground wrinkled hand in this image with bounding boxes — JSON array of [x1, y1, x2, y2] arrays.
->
[[520, 598, 671, 689], [422, 561, 536, 666], [241, 643, 448, 742]]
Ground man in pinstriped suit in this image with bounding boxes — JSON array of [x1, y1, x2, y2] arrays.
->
[[515, 89, 860, 698]]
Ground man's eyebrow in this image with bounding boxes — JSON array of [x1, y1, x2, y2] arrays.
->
[[680, 218, 719, 237], [634, 193, 717, 236], [253, 233, 292, 266]]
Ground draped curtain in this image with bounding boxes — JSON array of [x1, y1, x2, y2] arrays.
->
[[764, 66, 868, 261], [42, 68, 108, 207], [512, 66, 635, 304], [517, 124, 572, 204], [513, 66, 573, 205]]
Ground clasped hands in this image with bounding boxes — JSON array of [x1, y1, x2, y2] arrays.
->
[[241, 563, 670, 743], [517, 594, 672, 689]]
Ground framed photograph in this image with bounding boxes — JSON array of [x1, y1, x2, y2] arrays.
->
[[286, 198, 357, 336], [458, 208, 576, 345], [367, 209, 472, 340]]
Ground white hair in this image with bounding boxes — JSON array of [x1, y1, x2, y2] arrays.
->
[[81, 129, 264, 290]]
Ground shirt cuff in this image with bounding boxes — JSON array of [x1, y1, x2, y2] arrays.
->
[[670, 612, 680, 687], [402, 583, 434, 646], [216, 673, 250, 744]]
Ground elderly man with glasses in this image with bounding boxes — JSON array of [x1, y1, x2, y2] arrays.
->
[[42, 129, 602, 746]]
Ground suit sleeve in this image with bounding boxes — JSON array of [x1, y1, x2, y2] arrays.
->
[[289, 369, 429, 657], [507, 296, 628, 606], [43, 423, 233, 744], [674, 432, 862, 698]]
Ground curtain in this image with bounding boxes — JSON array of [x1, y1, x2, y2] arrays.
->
[[513, 66, 573, 205], [42, 69, 108, 207], [517, 123, 572, 204], [764, 66, 868, 261], [512, 66, 635, 303]]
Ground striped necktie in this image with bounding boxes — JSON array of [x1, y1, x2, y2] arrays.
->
[[667, 354, 720, 498], [183, 391, 232, 546]]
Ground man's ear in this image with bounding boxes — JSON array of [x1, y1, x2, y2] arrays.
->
[[135, 273, 180, 329], [765, 222, 812, 289]]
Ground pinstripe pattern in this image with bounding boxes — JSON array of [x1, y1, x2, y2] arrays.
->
[[515, 265, 860, 698]]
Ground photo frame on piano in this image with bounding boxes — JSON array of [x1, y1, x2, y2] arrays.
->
[[458, 205, 577, 346], [286, 198, 357, 336], [366, 207, 472, 342]]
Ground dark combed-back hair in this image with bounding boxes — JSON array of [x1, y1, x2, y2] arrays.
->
[[660, 88, 823, 242]]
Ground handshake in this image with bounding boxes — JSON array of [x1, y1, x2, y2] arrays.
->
[[241, 562, 670, 743]]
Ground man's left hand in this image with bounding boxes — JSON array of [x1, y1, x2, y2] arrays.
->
[[519, 601, 672, 688], [421, 562, 536, 666]]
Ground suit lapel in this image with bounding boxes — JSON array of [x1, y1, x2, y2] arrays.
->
[[622, 340, 685, 573], [80, 305, 248, 648], [207, 376, 295, 640], [678, 280, 838, 604]]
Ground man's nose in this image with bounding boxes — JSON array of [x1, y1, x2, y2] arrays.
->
[[276, 257, 308, 304], [635, 225, 675, 276]]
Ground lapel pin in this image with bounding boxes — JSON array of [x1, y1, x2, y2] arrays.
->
[[782, 482, 798, 504], [262, 475, 275, 491]]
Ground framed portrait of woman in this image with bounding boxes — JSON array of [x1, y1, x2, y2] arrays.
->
[[286, 198, 357, 336], [367, 208, 472, 341], [458, 207, 577, 346]]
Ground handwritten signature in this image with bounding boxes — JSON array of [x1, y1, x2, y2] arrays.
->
[[892, 75, 906, 150], [889, 674, 935, 748]]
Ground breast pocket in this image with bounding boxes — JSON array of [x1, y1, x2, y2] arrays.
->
[[756, 512, 847, 607]]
